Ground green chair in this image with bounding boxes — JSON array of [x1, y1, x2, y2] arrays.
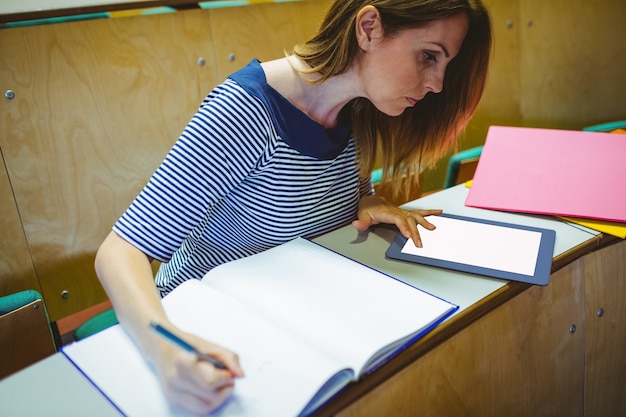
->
[[443, 145, 483, 189], [582, 120, 626, 132], [73, 308, 118, 341], [0, 290, 57, 379], [370, 168, 384, 185]]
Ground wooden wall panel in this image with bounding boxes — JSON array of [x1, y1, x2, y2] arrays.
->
[[337, 260, 586, 417], [288, 0, 333, 42], [208, 0, 331, 82], [0, 9, 218, 320], [0, 156, 40, 296], [518, 0, 626, 129], [467, 0, 522, 133], [584, 239, 626, 416]]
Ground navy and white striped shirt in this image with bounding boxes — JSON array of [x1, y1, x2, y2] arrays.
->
[[114, 60, 372, 296]]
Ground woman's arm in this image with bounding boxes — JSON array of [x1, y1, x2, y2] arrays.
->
[[94, 231, 244, 414]]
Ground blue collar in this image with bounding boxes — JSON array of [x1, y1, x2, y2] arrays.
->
[[228, 59, 352, 160]]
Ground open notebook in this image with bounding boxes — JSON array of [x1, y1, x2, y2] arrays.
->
[[62, 238, 457, 417]]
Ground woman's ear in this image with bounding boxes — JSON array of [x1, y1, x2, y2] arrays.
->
[[356, 6, 383, 51]]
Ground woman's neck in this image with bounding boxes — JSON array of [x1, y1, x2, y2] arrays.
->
[[261, 56, 358, 129]]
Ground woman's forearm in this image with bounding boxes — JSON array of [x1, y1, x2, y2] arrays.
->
[[94, 231, 170, 360]]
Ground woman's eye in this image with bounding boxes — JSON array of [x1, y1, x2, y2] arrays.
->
[[424, 52, 437, 62]]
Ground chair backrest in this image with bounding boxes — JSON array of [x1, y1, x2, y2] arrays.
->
[[582, 120, 626, 132], [0, 290, 57, 379], [73, 308, 118, 341], [443, 146, 484, 189]]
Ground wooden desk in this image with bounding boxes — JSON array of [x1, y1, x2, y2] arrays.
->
[[312, 185, 625, 417], [0, 185, 623, 417], [0, 354, 122, 417]]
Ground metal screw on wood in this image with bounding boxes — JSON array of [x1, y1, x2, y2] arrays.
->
[[5, 90, 15, 100], [569, 324, 576, 334]]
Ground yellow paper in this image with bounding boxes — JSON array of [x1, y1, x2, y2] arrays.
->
[[560, 217, 626, 239], [465, 179, 625, 238]]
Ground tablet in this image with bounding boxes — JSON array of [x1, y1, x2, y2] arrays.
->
[[385, 213, 556, 285]]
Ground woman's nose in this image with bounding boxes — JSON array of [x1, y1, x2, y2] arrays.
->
[[425, 70, 444, 94]]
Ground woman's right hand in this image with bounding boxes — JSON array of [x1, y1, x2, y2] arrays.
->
[[150, 330, 245, 415], [94, 232, 244, 415]]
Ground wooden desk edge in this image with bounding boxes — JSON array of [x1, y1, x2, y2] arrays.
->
[[313, 231, 618, 416]]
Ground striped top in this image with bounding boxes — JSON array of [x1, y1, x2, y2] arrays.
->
[[114, 60, 372, 296]]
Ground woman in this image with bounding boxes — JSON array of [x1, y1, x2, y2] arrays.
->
[[95, 0, 492, 414]]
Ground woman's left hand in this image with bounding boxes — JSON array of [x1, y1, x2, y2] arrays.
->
[[352, 195, 442, 248]]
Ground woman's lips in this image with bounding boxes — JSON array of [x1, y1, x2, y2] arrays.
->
[[406, 97, 422, 107]]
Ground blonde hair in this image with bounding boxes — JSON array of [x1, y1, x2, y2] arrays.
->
[[293, 0, 492, 197]]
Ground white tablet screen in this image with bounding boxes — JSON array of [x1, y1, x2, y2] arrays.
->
[[401, 215, 542, 276]]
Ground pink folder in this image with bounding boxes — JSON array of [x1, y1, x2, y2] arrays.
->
[[465, 126, 626, 223]]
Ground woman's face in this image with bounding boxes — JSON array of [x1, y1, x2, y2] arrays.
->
[[357, 12, 469, 117]]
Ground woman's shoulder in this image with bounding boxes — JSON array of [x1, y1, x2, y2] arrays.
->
[[224, 59, 271, 102], [194, 60, 273, 119]]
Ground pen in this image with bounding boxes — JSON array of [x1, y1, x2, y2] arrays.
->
[[150, 321, 228, 370]]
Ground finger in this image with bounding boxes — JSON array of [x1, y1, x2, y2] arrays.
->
[[168, 383, 235, 415], [352, 209, 378, 232], [409, 208, 443, 218], [395, 215, 423, 248], [169, 350, 235, 396], [351, 218, 372, 232], [193, 360, 237, 390], [416, 215, 436, 231], [167, 367, 235, 414], [406, 209, 442, 231], [402, 209, 442, 247], [187, 335, 244, 378], [421, 209, 442, 230], [406, 224, 423, 249], [208, 349, 245, 377]]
